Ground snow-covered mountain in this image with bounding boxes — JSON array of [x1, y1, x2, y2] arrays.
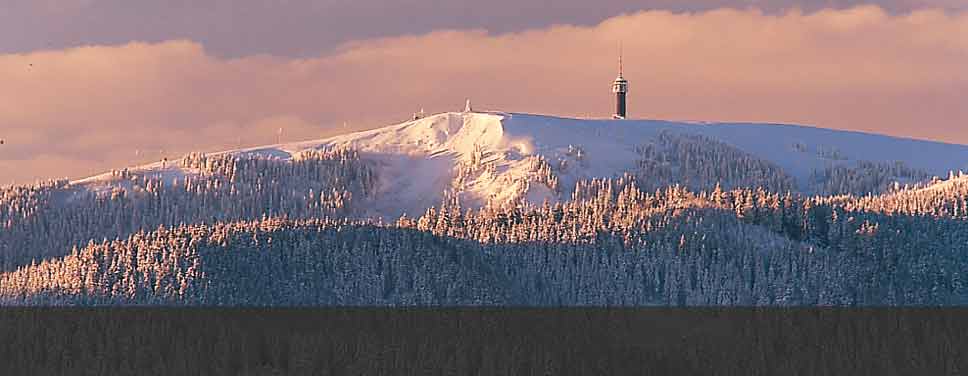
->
[[74, 111, 968, 218], [9, 110, 968, 307]]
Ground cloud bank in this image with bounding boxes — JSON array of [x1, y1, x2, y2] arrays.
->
[[3, 0, 964, 57], [1, 6, 966, 185]]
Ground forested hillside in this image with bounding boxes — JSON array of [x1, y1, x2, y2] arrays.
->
[[632, 131, 797, 193], [0, 148, 376, 272], [3, 173, 967, 306]]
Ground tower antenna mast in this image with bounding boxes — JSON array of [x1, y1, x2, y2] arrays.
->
[[619, 41, 623, 76]]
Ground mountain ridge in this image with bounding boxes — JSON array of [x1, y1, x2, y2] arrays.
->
[[71, 111, 968, 219]]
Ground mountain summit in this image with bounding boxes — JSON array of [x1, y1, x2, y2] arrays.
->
[[75, 111, 968, 218]]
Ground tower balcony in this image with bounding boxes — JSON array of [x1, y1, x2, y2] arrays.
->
[[612, 78, 628, 93]]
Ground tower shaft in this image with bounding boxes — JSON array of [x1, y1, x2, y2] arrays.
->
[[615, 92, 626, 119]]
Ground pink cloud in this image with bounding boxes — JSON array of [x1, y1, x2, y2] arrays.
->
[[1, 6, 967, 185]]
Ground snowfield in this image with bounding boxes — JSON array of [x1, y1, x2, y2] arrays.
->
[[72, 111, 968, 218]]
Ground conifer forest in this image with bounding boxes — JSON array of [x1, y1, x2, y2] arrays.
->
[[3, 135, 967, 306]]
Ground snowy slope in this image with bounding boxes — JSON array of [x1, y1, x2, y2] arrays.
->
[[72, 111, 968, 218]]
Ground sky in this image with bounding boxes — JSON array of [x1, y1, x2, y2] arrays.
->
[[1, 0, 967, 185]]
